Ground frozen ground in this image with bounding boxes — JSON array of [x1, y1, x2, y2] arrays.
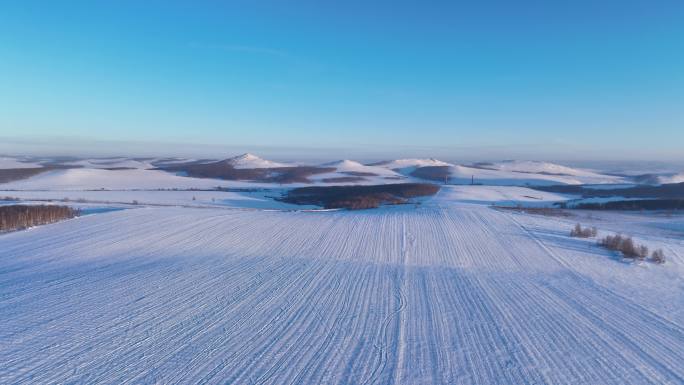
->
[[1, 186, 682, 384]]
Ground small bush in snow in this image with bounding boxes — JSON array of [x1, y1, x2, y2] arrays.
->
[[570, 223, 597, 238], [636, 245, 649, 260], [651, 249, 666, 264]]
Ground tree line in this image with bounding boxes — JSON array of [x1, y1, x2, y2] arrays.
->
[[0, 205, 79, 232]]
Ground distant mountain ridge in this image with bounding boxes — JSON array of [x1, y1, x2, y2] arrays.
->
[[1, 154, 681, 187]]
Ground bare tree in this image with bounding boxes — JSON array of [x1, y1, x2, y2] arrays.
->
[[651, 249, 666, 264], [570, 223, 597, 238]]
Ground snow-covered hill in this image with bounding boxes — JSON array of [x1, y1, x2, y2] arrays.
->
[[223, 153, 290, 169], [0, 154, 638, 187], [314, 160, 404, 180]]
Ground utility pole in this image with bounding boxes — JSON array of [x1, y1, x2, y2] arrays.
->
[[471, 175, 474, 185]]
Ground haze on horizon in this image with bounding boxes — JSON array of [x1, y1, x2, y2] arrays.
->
[[1, 1, 682, 161]]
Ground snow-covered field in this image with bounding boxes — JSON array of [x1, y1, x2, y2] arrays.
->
[[0, 189, 313, 210], [1, 185, 682, 384]]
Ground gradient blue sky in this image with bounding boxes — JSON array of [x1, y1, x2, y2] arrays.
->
[[1, 0, 683, 160]]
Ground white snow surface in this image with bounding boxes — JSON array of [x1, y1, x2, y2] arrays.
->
[[434, 185, 572, 206], [0, 168, 232, 190], [448, 164, 624, 186], [377, 158, 452, 168], [657, 172, 684, 184], [321, 160, 401, 177], [306, 160, 405, 184], [1, 186, 683, 384], [487, 160, 606, 177]]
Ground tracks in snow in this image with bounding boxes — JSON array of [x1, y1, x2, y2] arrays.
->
[[0, 205, 682, 384]]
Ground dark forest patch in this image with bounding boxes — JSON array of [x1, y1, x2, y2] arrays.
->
[[321, 177, 366, 183], [343, 171, 378, 177], [1, 205, 79, 232], [410, 166, 450, 181], [279, 183, 440, 210], [572, 199, 684, 211], [534, 182, 684, 199]]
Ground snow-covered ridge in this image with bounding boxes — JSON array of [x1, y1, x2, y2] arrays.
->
[[655, 172, 684, 185], [319, 160, 402, 177], [484, 160, 602, 176], [375, 158, 452, 170], [445, 163, 624, 186], [63, 158, 155, 169], [0, 154, 650, 187], [0, 157, 41, 169]]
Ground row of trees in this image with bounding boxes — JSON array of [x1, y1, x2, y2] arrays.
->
[[598, 234, 665, 264], [0, 205, 79, 232], [570, 223, 665, 264]]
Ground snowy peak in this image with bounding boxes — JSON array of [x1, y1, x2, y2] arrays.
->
[[223, 153, 290, 169], [322, 160, 366, 169]]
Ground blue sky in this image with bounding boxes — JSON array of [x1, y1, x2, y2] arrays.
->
[[1, 0, 682, 160]]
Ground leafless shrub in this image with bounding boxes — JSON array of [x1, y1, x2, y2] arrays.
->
[[636, 245, 649, 260], [598, 234, 650, 261], [651, 249, 666, 264], [570, 223, 597, 238]]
